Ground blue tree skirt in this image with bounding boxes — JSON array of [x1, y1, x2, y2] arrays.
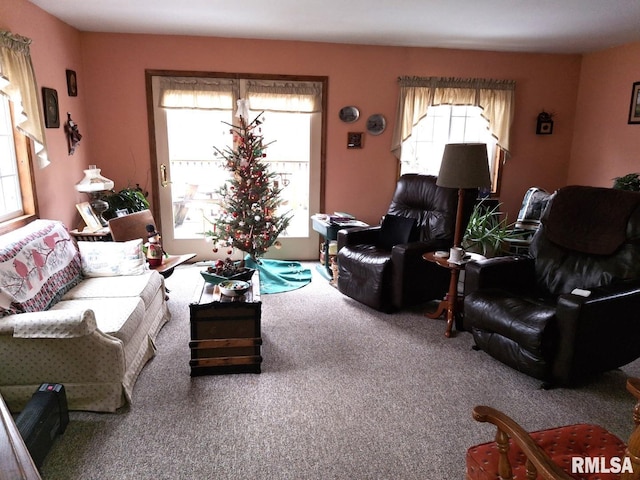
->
[[244, 256, 312, 294]]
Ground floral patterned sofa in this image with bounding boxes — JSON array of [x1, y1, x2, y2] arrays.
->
[[0, 220, 171, 412]]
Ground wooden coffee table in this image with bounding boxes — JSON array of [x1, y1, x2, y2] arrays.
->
[[189, 270, 262, 376]]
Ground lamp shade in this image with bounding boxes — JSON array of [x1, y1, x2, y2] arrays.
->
[[75, 165, 114, 193], [436, 143, 491, 189]]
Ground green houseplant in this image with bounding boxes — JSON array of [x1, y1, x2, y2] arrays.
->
[[463, 201, 523, 257], [99, 185, 150, 220], [613, 173, 640, 191]]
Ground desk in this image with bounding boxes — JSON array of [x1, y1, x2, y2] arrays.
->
[[311, 214, 368, 279], [423, 251, 484, 338]]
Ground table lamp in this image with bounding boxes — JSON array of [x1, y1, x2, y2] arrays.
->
[[75, 165, 114, 226], [436, 143, 491, 247]]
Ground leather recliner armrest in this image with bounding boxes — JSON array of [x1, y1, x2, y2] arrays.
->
[[390, 240, 453, 309], [337, 225, 381, 250], [552, 279, 640, 385], [391, 239, 452, 274], [464, 255, 536, 295], [391, 239, 449, 260]]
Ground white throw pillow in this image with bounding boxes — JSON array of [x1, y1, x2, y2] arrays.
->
[[78, 240, 146, 277]]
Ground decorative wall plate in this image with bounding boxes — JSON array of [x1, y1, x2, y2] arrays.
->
[[339, 106, 360, 123], [366, 114, 386, 135]]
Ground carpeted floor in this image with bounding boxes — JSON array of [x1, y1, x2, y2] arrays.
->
[[40, 263, 640, 479]]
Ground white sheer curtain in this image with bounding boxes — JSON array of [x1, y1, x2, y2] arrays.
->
[[0, 31, 49, 168], [158, 77, 238, 110], [391, 76, 516, 160]]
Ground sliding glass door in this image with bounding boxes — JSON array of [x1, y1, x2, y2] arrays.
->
[[147, 72, 326, 261]]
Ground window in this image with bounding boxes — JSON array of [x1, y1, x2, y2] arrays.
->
[[0, 95, 37, 234], [399, 105, 500, 192], [164, 107, 231, 239], [159, 78, 321, 240], [0, 31, 45, 234], [0, 95, 22, 222], [391, 76, 515, 195]]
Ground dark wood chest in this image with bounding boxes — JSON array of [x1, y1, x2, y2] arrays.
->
[[189, 271, 262, 376]]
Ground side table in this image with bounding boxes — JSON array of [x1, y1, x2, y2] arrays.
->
[[151, 253, 196, 278], [422, 251, 484, 338], [311, 214, 368, 279], [70, 227, 112, 242], [189, 270, 262, 375]]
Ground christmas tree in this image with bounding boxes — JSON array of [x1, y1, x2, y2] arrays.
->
[[204, 111, 292, 262]]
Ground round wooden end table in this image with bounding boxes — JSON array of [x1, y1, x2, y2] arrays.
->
[[422, 251, 484, 337]]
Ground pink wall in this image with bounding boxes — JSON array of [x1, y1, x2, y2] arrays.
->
[[568, 41, 640, 186], [78, 33, 582, 225], [8, 0, 622, 239], [1, 0, 91, 229]]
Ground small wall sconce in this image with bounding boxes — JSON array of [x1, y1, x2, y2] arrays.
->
[[536, 111, 554, 135]]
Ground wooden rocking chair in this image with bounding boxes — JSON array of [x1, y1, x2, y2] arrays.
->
[[467, 378, 640, 480]]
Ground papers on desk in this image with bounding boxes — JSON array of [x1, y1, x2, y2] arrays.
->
[[311, 213, 368, 228], [332, 219, 368, 227]]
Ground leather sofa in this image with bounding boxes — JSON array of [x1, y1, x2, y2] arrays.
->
[[463, 185, 640, 386], [337, 174, 476, 312]]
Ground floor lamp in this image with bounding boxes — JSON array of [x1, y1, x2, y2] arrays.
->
[[431, 143, 491, 337], [436, 143, 491, 247]]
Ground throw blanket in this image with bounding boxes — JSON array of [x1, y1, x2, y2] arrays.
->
[[245, 256, 312, 294], [543, 185, 640, 255]]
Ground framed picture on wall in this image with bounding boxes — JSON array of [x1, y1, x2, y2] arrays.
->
[[66, 69, 78, 96], [42, 87, 60, 128], [347, 132, 363, 149], [629, 81, 640, 124]]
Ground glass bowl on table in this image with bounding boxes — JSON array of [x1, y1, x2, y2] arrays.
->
[[218, 280, 251, 297]]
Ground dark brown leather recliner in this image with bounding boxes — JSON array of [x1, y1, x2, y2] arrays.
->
[[463, 185, 640, 387], [336, 174, 477, 312]]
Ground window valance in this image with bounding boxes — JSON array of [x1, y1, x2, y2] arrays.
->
[[158, 77, 238, 110], [246, 80, 323, 113], [0, 31, 49, 168], [391, 76, 516, 160], [158, 77, 323, 114]]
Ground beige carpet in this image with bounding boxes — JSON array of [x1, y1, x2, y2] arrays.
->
[[40, 263, 640, 479]]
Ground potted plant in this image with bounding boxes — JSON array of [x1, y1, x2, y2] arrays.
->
[[613, 173, 640, 191], [99, 184, 150, 220], [463, 201, 523, 257]]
